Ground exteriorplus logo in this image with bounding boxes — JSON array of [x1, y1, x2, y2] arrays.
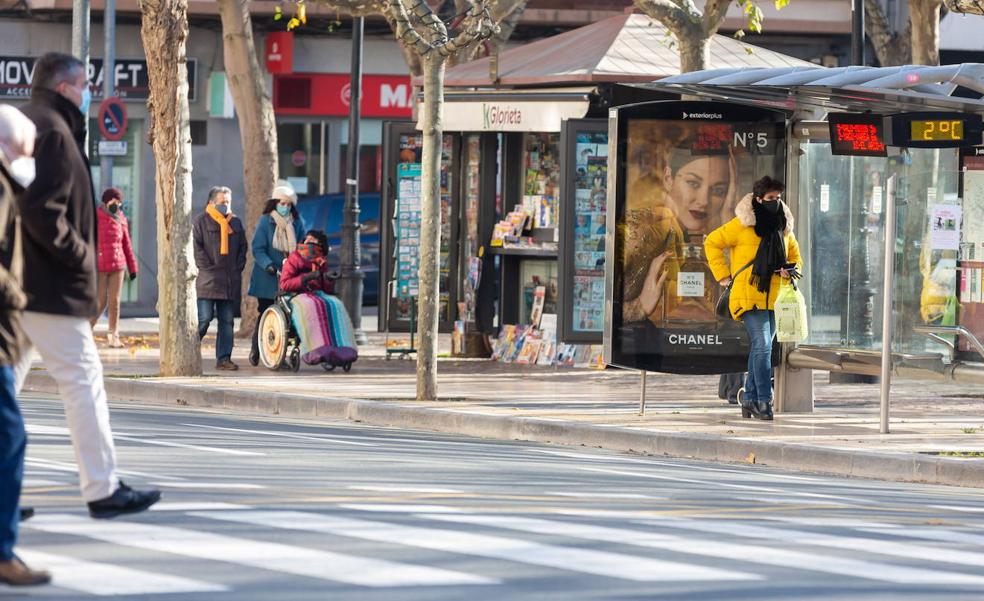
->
[[483, 104, 522, 129], [682, 111, 724, 120]]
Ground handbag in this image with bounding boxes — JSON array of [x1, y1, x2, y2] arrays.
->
[[775, 279, 809, 342], [715, 260, 754, 320]]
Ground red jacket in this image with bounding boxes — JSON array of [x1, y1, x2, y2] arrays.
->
[[96, 205, 138, 274], [279, 251, 335, 294]]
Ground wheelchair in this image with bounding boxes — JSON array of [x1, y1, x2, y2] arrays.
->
[[257, 290, 353, 373], [257, 293, 302, 372]]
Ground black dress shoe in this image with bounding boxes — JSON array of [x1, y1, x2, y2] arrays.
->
[[87, 481, 162, 519], [248, 348, 260, 367], [18, 507, 34, 522]]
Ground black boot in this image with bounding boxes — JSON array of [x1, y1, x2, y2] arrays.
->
[[754, 401, 774, 421], [739, 397, 753, 419]]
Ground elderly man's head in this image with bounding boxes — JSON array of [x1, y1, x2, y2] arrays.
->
[[207, 186, 233, 215], [0, 105, 37, 188]]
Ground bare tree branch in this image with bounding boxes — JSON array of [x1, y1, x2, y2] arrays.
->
[[634, 0, 691, 35], [944, 0, 984, 13], [700, 0, 731, 35], [385, 0, 434, 54]]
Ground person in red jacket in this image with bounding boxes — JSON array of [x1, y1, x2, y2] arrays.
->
[[92, 187, 138, 348], [279, 230, 336, 295]]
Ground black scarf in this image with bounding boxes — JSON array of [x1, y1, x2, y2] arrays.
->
[[750, 201, 787, 293]]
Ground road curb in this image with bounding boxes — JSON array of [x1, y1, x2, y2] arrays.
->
[[23, 372, 984, 488]]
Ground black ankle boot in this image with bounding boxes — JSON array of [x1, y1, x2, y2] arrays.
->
[[755, 401, 774, 421], [739, 397, 753, 419]]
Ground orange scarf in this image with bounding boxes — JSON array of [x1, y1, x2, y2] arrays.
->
[[206, 204, 233, 255]]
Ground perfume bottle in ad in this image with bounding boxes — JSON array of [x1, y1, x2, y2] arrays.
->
[[667, 234, 717, 324]]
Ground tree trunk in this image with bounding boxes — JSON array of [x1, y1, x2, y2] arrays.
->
[[140, 0, 202, 376], [416, 54, 445, 401], [678, 29, 711, 73], [909, 0, 942, 65], [865, 0, 911, 66], [217, 0, 279, 338]]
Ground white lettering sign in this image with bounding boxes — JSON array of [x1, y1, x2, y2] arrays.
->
[[820, 184, 830, 213], [667, 334, 723, 345], [676, 272, 705, 297], [380, 83, 412, 108]]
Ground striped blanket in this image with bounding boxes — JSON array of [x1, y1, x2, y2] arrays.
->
[[288, 292, 357, 360]]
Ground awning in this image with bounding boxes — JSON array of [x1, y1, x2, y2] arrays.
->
[[416, 87, 596, 133]]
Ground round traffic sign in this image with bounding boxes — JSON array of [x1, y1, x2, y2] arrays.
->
[[291, 150, 306, 167], [98, 97, 128, 141]]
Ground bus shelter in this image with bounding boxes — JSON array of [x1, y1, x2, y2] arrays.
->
[[606, 64, 984, 432]]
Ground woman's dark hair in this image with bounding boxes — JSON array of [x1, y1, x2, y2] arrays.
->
[[304, 229, 330, 253], [262, 197, 300, 220], [753, 176, 785, 199]]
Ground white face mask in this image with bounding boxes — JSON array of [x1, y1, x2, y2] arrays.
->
[[8, 156, 35, 188]]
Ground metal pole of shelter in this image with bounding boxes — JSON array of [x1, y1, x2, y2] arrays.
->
[[72, 0, 90, 155], [339, 16, 368, 345], [879, 175, 897, 434], [638, 370, 647, 416], [100, 0, 116, 190], [851, 0, 865, 66]]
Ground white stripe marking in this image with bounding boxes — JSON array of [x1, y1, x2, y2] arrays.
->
[[27, 514, 490, 588], [151, 502, 253, 512], [576, 466, 870, 504], [931, 505, 984, 513], [547, 492, 664, 500], [115, 435, 264, 457], [424, 514, 984, 585], [26, 457, 185, 481], [150, 482, 266, 490], [23, 479, 62, 487], [859, 527, 984, 546], [643, 518, 984, 569], [182, 423, 377, 446], [339, 504, 466, 513], [348, 485, 464, 494], [193, 510, 756, 582], [16, 549, 227, 596]]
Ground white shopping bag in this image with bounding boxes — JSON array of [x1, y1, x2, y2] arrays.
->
[[775, 280, 808, 343]]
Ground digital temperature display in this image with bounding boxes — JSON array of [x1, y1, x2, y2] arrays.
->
[[910, 119, 964, 141], [828, 113, 888, 157]]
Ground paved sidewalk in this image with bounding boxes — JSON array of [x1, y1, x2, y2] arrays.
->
[[23, 317, 984, 487]]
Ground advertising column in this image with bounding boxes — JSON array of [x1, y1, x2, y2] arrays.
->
[[605, 101, 787, 374]]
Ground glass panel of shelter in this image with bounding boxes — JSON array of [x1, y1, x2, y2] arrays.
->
[[798, 143, 969, 358]]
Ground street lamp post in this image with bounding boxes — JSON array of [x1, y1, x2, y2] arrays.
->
[[337, 17, 368, 345], [100, 0, 117, 189]]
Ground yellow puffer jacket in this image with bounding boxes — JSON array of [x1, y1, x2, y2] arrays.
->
[[704, 194, 802, 320]]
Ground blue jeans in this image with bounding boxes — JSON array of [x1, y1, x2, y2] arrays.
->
[[742, 310, 776, 403], [198, 299, 235, 361], [0, 365, 24, 560]]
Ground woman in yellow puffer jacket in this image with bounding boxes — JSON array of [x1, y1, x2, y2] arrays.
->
[[705, 176, 801, 421]]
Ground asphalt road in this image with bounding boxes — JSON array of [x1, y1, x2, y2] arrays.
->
[[9, 392, 984, 600]]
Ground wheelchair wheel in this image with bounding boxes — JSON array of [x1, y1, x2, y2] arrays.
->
[[321, 363, 336, 372], [289, 348, 301, 372], [258, 305, 289, 370]]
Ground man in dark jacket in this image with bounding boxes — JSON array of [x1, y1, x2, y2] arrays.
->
[[193, 185, 247, 370], [12, 53, 160, 520], [0, 105, 49, 586]]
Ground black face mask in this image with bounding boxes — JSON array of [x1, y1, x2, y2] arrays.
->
[[761, 200, 780, 214], [108, 203, 120, 214]]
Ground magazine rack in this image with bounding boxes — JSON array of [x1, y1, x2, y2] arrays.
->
[[385, 280, 417, 360]]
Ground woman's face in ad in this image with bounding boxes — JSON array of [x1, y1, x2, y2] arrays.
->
[[664, 156, 729, 233]]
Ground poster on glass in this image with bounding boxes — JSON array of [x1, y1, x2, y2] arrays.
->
[[606, 102, 787, 374]]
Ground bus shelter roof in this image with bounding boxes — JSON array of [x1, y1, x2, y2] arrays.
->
[[641, 65, 984, 114]]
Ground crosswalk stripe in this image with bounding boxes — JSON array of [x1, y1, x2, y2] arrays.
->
[[422, 514, 984, 585], [192, 510, 757, 582], [26, 514, 493, 588], [15, 549, 227, 596], [114, 434, 265, 457], [642, 518, 984, 570], [182, 423, 378, 446], [859, 527, 984, 546], [930, 504, 984, 513], [150, 502, 253, 512]]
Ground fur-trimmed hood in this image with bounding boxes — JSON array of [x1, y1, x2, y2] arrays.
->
[[734, 193, 794, 234]]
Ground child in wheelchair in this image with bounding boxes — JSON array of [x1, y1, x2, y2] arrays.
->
[[275, 230, 358, 370]]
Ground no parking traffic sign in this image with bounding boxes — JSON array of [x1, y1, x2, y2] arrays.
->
[[98, 97, 128, 141]]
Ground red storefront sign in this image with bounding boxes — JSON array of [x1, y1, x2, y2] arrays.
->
[[273, 73, 413, 118], [265, 32, 294, 74]]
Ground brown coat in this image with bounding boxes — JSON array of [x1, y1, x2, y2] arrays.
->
[[193, 210, 247, 301], [0, 159, 27, 365], [18, 88, 98, 318]]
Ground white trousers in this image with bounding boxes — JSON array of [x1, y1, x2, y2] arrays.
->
[[14, 311, 119, 502]]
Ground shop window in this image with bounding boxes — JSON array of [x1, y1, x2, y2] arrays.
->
[[190, 120, 207, 146]]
